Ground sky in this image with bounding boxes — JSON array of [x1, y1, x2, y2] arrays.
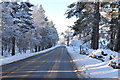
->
[[29, 0, 76, 34]]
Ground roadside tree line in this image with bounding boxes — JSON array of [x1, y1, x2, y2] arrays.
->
[[0, 2, 59, 56], [65, 0, 120, 52]]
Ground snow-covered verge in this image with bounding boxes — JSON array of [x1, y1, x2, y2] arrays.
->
[[70, 39, 120, 68], [67, 46, 119, 78], [0, 45, 60, 66], [88, 49, 119, 68]]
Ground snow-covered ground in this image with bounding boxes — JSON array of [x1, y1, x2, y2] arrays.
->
[[0, 45, 60, 66], [66, 39, 119, 78], [67, 46, 119, 78]]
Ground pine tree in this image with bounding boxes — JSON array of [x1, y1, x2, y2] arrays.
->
[[33, 5, 59, 50], [65, 1, 100, 49], [115, 1, 120, 52], [33, 5, 46, 51], [91, 2, 100, 49], [101, 2, 118, 51], [1, 2, 34, 56], [0, 2, 2, 56], [47, 21, 59, 47], [2, 2, 18, 56], [13, 2, 34, 53]]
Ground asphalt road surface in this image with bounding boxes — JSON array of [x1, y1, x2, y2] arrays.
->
[[2, 46, 78, 80]]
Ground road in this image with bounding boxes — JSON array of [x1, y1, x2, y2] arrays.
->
[[2, 46, 78, 80]]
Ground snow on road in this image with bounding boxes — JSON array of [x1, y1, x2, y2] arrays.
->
[[67, 46, 119, 78], [0, 45, 60, 66]]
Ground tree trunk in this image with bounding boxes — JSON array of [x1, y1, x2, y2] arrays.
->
[[91, 2, 99, 50], [109, 28, 114, 50], [108, 8, 114, 50], [67, 36, 69, 46], [23, 48, 26, 53], [1, 35, 3, 56], [19, 48, 22, 53], [1, 44, 3, 56], [38, 46, 41, 51], [35, 45, 37, 52], [45, 46, 48, 49], [8, 47, 10, 53], [12, 37, 15, 56], [114, 3, 120, 52], [115, 25, 120, 52], [42, 46, 44, 50], [48, 43, 52, 48]]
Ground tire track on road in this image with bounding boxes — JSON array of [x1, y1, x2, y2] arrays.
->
[[43, 47, 63, 78]]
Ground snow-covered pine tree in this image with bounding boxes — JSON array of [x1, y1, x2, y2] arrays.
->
[[1, 2, 19, 56], [115, 1, 120, 52], [33, 4, 59, 51], [33, 5, 46, 28], [44, 18, 59, 48], [0, 2, 2, 56], [102, 2, 118, 50], [91, 2, 100, 50], [33, 5, 46, 51], [14, 2, 34, 53], [65, 1, 97, 48], [101, 2, 119, 51], [48, 21, 59, 46], [1, 2, 34, 56]]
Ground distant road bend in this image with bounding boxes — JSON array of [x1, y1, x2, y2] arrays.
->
[[2, 46, 78, 80]]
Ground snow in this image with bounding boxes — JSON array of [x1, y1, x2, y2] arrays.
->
[[88, 49, 118, 64], [0, 45, 60, 66], [66, 46, 119, 78], [70, 39, 83, 47]]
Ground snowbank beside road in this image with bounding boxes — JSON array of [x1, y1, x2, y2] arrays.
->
[[69, 39, 119, 69], [67, 47, 119, 78], [0, 45, 60, 66], [88, 49, 119, 67]]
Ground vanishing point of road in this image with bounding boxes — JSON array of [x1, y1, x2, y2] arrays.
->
[[2, 46, 78, 80]]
